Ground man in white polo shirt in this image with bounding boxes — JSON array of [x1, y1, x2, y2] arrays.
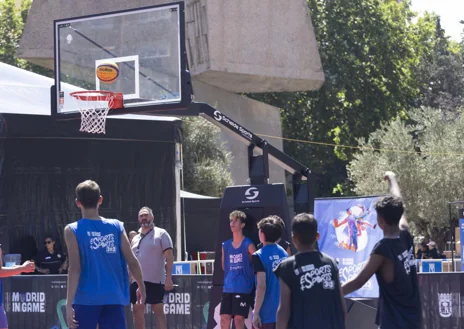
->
[[130, 207, 174, 329]]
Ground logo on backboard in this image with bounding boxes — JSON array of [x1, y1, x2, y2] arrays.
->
[[245, 187, 259, 200], [438, 293, 453, 318]]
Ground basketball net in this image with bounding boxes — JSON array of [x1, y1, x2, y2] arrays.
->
[[70, 91, 114, 134]]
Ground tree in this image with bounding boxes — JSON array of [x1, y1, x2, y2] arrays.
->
[[182, 117, 233, 197], [0, 0, 52, 76], [348, 107, 464, 245], [249, 0, 439, 197], [416, 17, 464, 111], [0, 0, 23, 66]]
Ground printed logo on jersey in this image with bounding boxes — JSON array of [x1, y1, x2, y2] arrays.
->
[[269, 255, 285, 270], [229, 253, 244, 270], [297, 264, 335, 291], [397, 246, 416, 275], [438, 293, 453, 318], [88, 231, 116, 253]]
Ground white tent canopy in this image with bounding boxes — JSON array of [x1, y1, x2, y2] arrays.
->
[[180, 190, 220, 199], [0, 62, 178, 122]]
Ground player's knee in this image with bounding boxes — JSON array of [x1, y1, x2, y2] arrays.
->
[[132, 304, 145, 316], [233, 315, 245, 326], [220, 314, 231, 326], [152, 303, 165, 316]]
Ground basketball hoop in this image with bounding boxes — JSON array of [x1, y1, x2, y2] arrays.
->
[[70, 91, 123, 134]]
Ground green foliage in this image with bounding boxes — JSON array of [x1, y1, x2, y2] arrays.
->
[[0, 0, 22, 65], [416, 17, 464, 111], [182, 117, 233, 197], [348, 107, 464, 243], [0, 0, 52, 76], [250, 0, 433, 196], [250, 1, 464, 198]]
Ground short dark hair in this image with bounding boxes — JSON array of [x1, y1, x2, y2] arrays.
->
[[374, 195, 404, 226], [292, 213, 318, 245], [272, 215, 286, 229], [139, 206, 154, 216], [257, 216, 284, 243], [75, 180, 101, 209], [229, 210, 247, 224]]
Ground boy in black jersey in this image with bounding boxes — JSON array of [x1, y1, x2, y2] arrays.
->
[[274, 213, 346, 329], [342, 172, 421, 329]]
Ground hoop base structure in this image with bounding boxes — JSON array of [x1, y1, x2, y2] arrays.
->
[[70, 91, 123, 134]]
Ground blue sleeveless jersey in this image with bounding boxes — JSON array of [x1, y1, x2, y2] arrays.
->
[[223, 237, 254, 293], [0, 278, 2, 305], [254, 244, 288, 324], [68, 218, 129, 305]]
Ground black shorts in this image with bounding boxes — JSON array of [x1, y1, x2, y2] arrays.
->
[[219, 293, 251, 318], [130, 281, 165, 305]]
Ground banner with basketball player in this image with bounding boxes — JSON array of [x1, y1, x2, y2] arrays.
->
[[315, 196, 385, 298]]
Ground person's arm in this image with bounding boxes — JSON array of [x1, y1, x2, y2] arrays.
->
[[120, 230, 146, 304], [59, 256, 69, 273], [33, 254, 48, 274], [276, 278, 291, 329], [285, 241, 292, 256], [251, 254, 266, 328], [221, 246, 225, 271], [0, 247, 35, 277], [253, 272, 266, 328], [161, 231, 174, 290], [64, 226, 80, 329], [342, 254, 384, 295], [384, 171, 402, 198], [248, 243, 256, 260], [164, 248, 174, 291], [384, 171, 409, 230], [64, 226, 80, 305], [338, 274, 347, 323], [0, 263, 35, 277], [286, 246, 292, 256]]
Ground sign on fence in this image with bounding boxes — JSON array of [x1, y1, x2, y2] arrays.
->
[[2, 274, 212, 329]]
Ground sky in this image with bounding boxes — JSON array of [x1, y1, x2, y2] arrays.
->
[[411, 0, 463, 41]]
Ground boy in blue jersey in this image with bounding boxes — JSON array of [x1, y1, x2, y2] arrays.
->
[[0, 244, 36, 329], [221, 210, 256, 329], [252, 216, 288, 329], [64, 180, 146, 329]]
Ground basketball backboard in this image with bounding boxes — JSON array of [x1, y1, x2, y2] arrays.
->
[[52, 2, 195, 119]]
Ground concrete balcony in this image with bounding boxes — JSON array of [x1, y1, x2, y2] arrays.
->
[[19, 0, 324, 93]]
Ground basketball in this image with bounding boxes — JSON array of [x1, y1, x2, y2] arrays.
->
[[96, 62, 119, 84]]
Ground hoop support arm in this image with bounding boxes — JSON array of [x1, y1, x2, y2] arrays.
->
[[194, 102, 310, 179]]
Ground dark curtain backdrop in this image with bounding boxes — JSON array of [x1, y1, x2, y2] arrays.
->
[[0, 114, 181, 261], [182, 196, 221, 255]]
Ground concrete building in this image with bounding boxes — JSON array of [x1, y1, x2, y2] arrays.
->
[[18, 0, 324, 185]]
